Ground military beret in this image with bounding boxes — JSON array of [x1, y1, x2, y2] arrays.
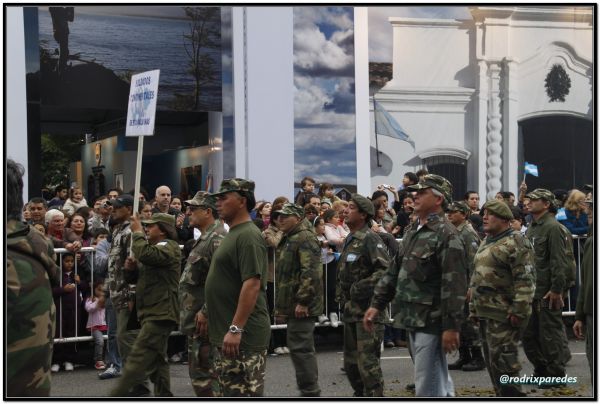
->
[[483, 200, 513, 220], [407, 174, 453, 203], [447, 201, 470, 215], [351, 193, 375, 216], [211, 178, 255, 196], [184, 191, 217, 211], [275, 202, 305, 218], [526, 188, 555, 202]]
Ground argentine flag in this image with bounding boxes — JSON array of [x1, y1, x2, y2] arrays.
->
[[374, 100, 415, 150], [524, 162, 539, 177], [556, 207, 567, 221]]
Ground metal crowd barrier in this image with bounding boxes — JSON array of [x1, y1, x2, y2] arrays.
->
[[52, 233, 587, 343]]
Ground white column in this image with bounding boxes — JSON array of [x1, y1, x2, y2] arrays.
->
[[231, 7, 247, 179], [503, 57, 519, 195], [244, 7, 294, 201], [6, 7, 29, 201], [208, 111, 223, 190], [354, 7, 371, 196], [476, 59, 488, 199], [486, 61, 503, 200]]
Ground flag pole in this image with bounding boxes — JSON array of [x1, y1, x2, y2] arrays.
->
[[129, 135, 144, 256], [373, 97, 381, 167]]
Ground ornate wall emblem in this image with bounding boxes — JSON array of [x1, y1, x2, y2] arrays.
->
[[545, 64, 571, 102]]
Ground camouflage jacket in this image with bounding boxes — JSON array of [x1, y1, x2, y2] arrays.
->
[[337, 223, 390, 323], [526, 212, 568, 298], [455, 221, 481, 280], [275, 218, 323, 317], [178, 221, 226, 335], [129, 233, 181, 323], [7, 219, 58, 397], [469, 228, 535, 322], [371, 212, 467, 333], [106, 221, 134, 309]]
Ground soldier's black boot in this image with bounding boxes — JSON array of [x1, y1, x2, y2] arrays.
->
[[462, 347, 485, 371], [448, 347, 471, 370], [498, 385, 527, 397]]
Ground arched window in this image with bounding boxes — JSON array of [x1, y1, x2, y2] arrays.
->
[[418, 147, 470, 202]]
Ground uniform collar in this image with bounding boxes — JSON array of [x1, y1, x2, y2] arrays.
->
[[531, 210, 552, 226]]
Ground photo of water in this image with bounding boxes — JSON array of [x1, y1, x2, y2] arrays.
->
[[38, 6, 222, 111]]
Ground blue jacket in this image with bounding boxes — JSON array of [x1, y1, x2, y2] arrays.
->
[[559, 209, 588, 235]]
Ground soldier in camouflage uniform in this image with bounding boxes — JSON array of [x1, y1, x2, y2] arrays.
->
[[365, 174, 467, 397], [111, 213, 181, 396], [6, 159, 58, 397], [179, 191, 226, 396], [337, 194, 390, 397], [469, 200, 535, 397], [274, 203, 323, 396], [522, 189, 571, 384], [446, 201, 484, 371], [105, 194, 149, 392]]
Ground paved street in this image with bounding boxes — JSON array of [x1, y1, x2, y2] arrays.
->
[[49, 331, 592, 398]]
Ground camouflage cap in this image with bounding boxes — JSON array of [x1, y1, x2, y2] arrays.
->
[[407, 174, 453, 203], [526, 188, 555, 202], [483, 200, 513, 220], [184, 191, 217, 211], [275, 202, 305, 218], [447, 201, 470, 215], [350, 193, 375, 216], [211, 178, 255, 197], [141, 213, 178, 240]]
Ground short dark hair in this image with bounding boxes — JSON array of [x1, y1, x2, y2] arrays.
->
[[464, 191, 478, 200], [108, 188, 122, 196], [252, 218, 265, 231], [55, 184, 68, 194], [416, 168, 429, 177], [300, 176, 315, 188], [92, 228, 110, 239], [510, 206, 523, 222], [7, 159, 25, 220], [28, 196, 48, 208], [303, 203, 319, 216], [307, 193, 320, 202], [371, 190, 388, 201], [238, 191, 256, 213], [404, 172, 419, 185]]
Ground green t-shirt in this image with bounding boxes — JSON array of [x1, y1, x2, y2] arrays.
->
[[205, 221, 271, 351]]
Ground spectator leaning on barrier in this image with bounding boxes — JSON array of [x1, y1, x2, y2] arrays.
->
[[7, 159, 59, 397], [469, 200, 535, 397], [179, 191, 226, 397], [111, 213, 181, 397], [274, 203, 323, 397], [338, 193, 390, 397], [198, 178, 271, 397], [366, 174, 467, 397], [522, 188, 571, 386]]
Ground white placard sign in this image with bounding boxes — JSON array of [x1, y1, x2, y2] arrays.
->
[[125, 69, 160, 137]]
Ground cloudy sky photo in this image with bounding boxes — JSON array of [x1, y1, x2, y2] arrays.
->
[[293, 7, 357, 186]]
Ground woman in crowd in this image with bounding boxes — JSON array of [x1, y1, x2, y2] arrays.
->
[[332, 200, 350, 233], [323, 209, 346, 251], [138, 201, 153, 220], [560, 189, 589, 235], [170, 197, 183, 213], [372, 200, 391, 233], [63, 186, 89, 216], [371, 189, 397, 228], [256, 201, 273, 229]]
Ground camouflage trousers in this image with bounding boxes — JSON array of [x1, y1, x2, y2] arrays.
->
[[522, 299, 568, 377], [343, 321, 384, 397], [480, 318, 525, 396], [187, 334, 219, 396], [115, 307, 149, 395], [110, 320, 174, 397], [213, 348, 267, 397], [459, 302, 481, 348], [287, 317, 320, 396]]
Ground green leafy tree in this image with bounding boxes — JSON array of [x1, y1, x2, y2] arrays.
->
[[41, 133, 81, 189]]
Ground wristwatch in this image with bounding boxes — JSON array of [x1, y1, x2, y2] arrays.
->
[[228, 324, 244, 334]]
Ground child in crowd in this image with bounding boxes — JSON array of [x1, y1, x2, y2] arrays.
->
[[52, 252, 88, 372], [294, 176, 316, 207], [318, 182, 341, 203], [313, 216, 339, 327], [92, 228, 110, 279], [85, 280, 107, 370], [63, 186, 89, 216]]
